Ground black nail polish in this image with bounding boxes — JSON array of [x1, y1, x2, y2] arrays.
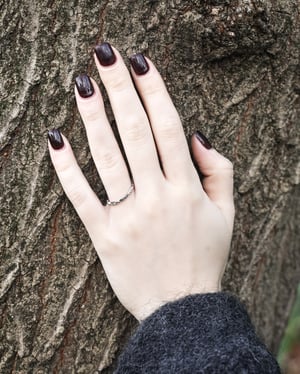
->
[[48, 129, 64, 150], [75, 74, 94, 98], [195, 131, 212, 150], [129, 53, 149, 75], [94, 42, 116, 66]]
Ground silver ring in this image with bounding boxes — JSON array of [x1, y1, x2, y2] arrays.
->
[[106, 183, 134, 206]]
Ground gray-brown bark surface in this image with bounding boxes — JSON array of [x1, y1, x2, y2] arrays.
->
[[0, 0, 299, 372]]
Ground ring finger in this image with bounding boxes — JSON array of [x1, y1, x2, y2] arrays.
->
[[75, 74, 132, 204]]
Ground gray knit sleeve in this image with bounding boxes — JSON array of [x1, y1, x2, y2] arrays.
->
[[115, 292, 281, 373]]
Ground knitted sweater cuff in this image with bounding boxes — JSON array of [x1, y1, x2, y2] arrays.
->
[[115, 292, 281, 373]]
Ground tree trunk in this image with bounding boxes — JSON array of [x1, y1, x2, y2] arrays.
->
[[1, 0, 299, 372]]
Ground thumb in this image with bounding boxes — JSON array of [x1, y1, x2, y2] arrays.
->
[[191, 131, 235, 229]]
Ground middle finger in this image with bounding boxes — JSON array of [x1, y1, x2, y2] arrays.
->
[[94, 43, 162, 188]]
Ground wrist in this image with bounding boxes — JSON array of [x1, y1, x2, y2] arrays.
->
[[135, 286, 222, 322]]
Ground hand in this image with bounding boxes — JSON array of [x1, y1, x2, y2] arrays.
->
[[48, 43, 234, 321]]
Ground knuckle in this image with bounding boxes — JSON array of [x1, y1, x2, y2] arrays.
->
[[142, 197, 161, 219], [106, 74, 127, 92], [189, 188, 203, 205], [120, 217, 140, 239], [95, 150, 120, 171], [124, 117, 148, 143], [142, 79, 163, 96], [83, 109, 102, 123], [67, 187, 87, 210], [100, 238, 119, 255], [159, 118, 182, 141], [55, 156, 74, 175]]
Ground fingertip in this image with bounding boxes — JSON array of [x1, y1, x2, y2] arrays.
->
[[94, 42, 117, 67], [191, 131, 234, 227], [48, 129, 65, 151], [74, 75, 101, 102], [130, 56, 159, 82], [129, 53, 150, 76], [93, 43, 121, 71], [191, 131, 214, 173], [47, 131, 74, 172], [192, 132, 233, 172], [193, 131, 212, 150]]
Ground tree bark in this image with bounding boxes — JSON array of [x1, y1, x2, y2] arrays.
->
[[1, 0, 299, 372]]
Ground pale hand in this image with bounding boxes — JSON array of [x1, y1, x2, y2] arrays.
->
[[48, 44, 234, 321]]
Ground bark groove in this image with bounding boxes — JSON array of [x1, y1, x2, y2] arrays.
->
[[1, 0, 299, 372]]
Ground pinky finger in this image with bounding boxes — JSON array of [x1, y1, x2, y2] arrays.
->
[[48, 129, 106, 238]]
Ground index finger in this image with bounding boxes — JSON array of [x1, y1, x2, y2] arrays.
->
[[130, 55, 198, 185]]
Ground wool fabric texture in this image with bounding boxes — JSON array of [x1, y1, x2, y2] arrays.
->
[[115, 292, 281, 373]]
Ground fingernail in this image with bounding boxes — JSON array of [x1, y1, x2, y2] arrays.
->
[[195, 131, 212, 150], [75, 74, 94, 98], [129, 53, 149, 75], [94, 42, 116, 66], [48, 129, 64, 150]]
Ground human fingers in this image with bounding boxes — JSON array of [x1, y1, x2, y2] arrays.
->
[[48, 130, 106, 238], [191, 131, 235, 229], [74, 75, 132, 204], [130, 55, 198, 184], [94, 43, 163, 189]]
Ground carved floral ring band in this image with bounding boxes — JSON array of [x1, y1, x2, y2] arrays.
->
[[106, 183, 135, 206]]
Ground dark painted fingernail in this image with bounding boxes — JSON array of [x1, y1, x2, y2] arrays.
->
[[75, 74, 94, 98], [48, 129, 64, 150], [129, 53, 149, 75], [94, 42, 116, 66], [195, 131, 212, 149]]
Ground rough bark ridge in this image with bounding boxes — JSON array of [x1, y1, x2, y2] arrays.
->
[[0, 0, 299, 372]]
